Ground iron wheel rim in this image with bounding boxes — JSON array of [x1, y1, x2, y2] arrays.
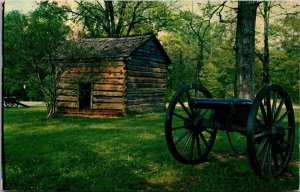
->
[[165, 84, 217, 164], [247, 84, 295, 176]]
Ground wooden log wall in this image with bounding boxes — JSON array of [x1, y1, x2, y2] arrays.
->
[[57, 37, 169, 116], [57, 61, 126, 116], [125, 38, 168, 113]]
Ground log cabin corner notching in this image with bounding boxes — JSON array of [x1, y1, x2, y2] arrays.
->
[[57, 35, 171, 117]]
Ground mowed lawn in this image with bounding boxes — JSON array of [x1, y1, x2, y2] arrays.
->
[[3, 107, 299, 191]]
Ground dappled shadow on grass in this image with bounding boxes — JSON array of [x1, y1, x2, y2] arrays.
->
[[162, 152, 299, 192], [4, 127, 165, 191], [4, 108, 168, 191], [3, 107, 300, 191]]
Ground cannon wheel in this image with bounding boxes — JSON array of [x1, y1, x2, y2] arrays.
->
[[4, 101, 14, 108], [247, 84, 295, 176], [165, 84, 217, 164]]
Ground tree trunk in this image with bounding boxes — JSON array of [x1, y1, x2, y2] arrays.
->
[[234, 1, 258, 99], [46, 100, 56, 119], [179, 49, 183, 85], [195, 42, 204, 84], [104, 1, 116, 37], [262, 1, 270, 85]]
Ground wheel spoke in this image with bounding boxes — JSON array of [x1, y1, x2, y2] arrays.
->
[[199, 132, 209, 148], [271, 92, 278, 120], [266, 93, 272, 122], [261, 141, 270, 170], [256, 118, 268, 131], [256, 118, 263, 126], [280, 139, 291, 148], [189, 134, 196, 159], [195, 134, 201, 158], [274, 141, 286, 160], [272, 148, 279, 171], [178, 99, 192, 118], [256, 137, 268, 157], [172, 125, 188, 131], [204, 128, 214, 135], [185, 90, 195, 116], [267, 143, 272, 175], [276, 110, 290, 124], [173, 112, 190, 122], [174, 130, 190, 145], [254, 131, 269, 139], [181, 132, 193, 155], [274, 98, 285, 122], [259, 103, 268, 125]]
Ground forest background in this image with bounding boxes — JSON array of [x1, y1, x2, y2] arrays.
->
[[4, 0, 299, 105]]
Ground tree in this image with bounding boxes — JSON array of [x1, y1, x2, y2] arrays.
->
[[160, 32, 197, 99], [3, 11, 30, 97], [269, 14, 300, 102], [254, 3, 299, 102], [71, 0, 172, 38], [256, 1, 271, 85], [161, 2, 237, 99], [163, 2, 226, 87], [4, 2, 85, 118], [234, 1, 259, 99], [178, 2, 226, 83]]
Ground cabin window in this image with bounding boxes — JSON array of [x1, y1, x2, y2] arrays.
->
[[78, 82, 92, 109]]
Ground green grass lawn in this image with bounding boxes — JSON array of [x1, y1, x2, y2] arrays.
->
[[3, 107, 299, 191]]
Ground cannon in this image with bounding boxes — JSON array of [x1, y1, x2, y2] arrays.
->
[[3, 96, 29, 108], [4, 96, 19, 108], [165, 84, 295, 177]]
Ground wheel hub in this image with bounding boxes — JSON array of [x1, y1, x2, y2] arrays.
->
[[270, 123, 285, 141], [184, 116, 203, 132]]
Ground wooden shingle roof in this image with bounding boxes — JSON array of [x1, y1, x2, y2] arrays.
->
[[78, 34, 171, 64], [81, 35, 152, 58]]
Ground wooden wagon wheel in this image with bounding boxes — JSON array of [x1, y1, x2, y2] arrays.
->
[[165, 84, 217, 164], [247, 84, 295, 176], [4, 101, 14, 108]]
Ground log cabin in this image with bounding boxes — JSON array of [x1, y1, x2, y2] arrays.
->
[[56, 34, 171, 117]]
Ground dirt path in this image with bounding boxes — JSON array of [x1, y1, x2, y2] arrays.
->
[[19, 101, 45, 107]]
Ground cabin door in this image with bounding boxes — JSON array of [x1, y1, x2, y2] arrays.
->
[[79, 82, 92, 109]]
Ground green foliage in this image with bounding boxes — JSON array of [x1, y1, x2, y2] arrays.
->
[[4, 2, 84, 118], [5, 1, 299, 106], [161, 32, 197, 100], [4, 107, 299, 191], [163, 2, 298, 102], [4, 11, 29, 97], [4, 2, 70, 100], [74, 1, 172, 38], [262, 13, 300, 103], [162, 3, 235, 100], [269, 50, 299, 103]]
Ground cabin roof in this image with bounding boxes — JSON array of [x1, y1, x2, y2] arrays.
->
[[78, 34, 171, 64]]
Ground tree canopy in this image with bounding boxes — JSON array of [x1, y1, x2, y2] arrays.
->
[[4, 1, 299, 119]]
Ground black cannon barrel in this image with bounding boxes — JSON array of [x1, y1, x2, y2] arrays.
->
[[190, 98, 253, 133], [190, 98, 252, 109]]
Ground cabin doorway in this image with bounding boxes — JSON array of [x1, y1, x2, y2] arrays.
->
[[79, 82, 92, 109]]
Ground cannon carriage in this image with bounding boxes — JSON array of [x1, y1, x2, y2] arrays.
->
[[165, 83, 295, 177], [4, 96, 19, 108]]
